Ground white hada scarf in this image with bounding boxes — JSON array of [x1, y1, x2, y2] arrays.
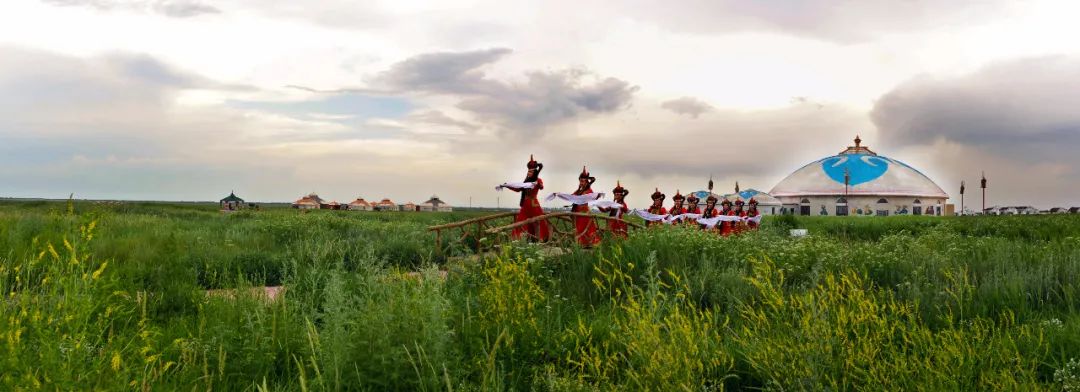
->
[[495, 181, 536, 191], [545, 192, 606, 205], [666, 213, 703, 223], [696, 214, 763, 229], [630, 209, 671, 223], [589, 200, 625, 217]]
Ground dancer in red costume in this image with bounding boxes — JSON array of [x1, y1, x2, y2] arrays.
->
[[746, 198, 761, 231], [685, 194, 702, 214], [683, 193, 701, 227], [719, 199, 735, 236], [669, 190, 686, 217], [570, 166, 601, 247], [646, 188, 667, 227], [700, 193, 720, 231], [732, 199, 747, 235], [600, 181, 630, 237], [507, 155, 550, 241]]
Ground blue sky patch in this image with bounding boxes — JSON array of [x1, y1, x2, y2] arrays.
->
[[229, 93, 413, 121]]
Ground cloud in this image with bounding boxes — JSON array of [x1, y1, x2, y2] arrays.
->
[[373, 49, 639, 135], [0, 46, 464, 202], [871, 55, 1080, 206], [621, 0, 1012, 43], [41, 0, 221, 17], [540, 99, 872, 191], [375, 48, 511, 95], [661, 96, 714, 118]]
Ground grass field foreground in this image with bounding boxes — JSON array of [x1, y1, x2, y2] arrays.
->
[[2, 200, 1080, 390]]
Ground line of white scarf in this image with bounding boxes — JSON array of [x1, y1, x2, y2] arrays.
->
[[495, 181, 536, 191], [696, 214, 763, 229], [666, 213, 702, 223], [590, 200, 625, 218], [545, 192, 606, 205], [630, 209, 670, 223]]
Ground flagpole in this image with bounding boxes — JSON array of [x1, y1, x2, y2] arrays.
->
[[844, 167, 850, 216], [980, 172, 987, 214], [960, 181, 965, 216]]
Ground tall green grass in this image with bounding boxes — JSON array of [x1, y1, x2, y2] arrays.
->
[[2, 200, 1080, 390]]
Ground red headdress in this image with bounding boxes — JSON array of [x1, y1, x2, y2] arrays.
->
[[721, 198, 733, 206], [527, 154, 542, 172], [706, 193, 718, 203], [672, 190, 685, 202], [748, 198, 758, 206], [686, 193, 700, 204], [578, 165, 596, 184], [612, 180, 628, 196], [735, 199, 745, 206], [650, 188, 665, 202]]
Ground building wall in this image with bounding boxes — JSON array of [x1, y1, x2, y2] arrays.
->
[[776, 196, 948, 216]]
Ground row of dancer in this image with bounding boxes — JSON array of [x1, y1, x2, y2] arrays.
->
[[496, 155, 760, 246], [640, 189, 762, 236], [496, 156, 615, 246]]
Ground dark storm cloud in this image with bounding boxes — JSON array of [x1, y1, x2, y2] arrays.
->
[[0, 48, 205, 124], [376, 48, 511, 95], [41, 0, 220, 17], [872, 56, 1080, 160], [871, 55, 1080, 206], [622, 0, 1009, 43], [661, 96, 714, 118], [373, 49, 639, 134]]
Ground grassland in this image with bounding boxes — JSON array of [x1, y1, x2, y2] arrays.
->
[[2, 200, 1080, 390]]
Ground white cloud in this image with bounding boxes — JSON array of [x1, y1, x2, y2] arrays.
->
[[3, 0, 1080, 206]]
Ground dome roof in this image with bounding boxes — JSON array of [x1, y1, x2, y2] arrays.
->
[[724, 189, 782, 205], [770, 137, 948, 199]]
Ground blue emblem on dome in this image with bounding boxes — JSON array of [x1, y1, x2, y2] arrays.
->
[[821, 154, 890, 185]]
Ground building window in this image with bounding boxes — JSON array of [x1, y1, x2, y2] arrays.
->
[[800, 198, 811, 216], [876, 198, 889, 216], [836, 197, 848, 216]]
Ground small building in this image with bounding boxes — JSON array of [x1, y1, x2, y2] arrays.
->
[[220, 191, 245, 211], [1011, 206, 1040, 215], [420, 196, 453, 212], [1048, 207, 1069, 214], [400, 202, 418, 212], [374, 198, 397, 211], [1070, 207, 1080, 214], [292, 193, 324, 209], [326, 201, 342, 210], [347, 198, 373, 211]]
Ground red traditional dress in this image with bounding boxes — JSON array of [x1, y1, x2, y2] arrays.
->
[[683, 194, 701, 227], [646, 188, 667, 227], [746, 198, 761, 231], [719, 200, 735, 236], [669, 190, 686, 219], [571, 166, 601, 247], [601, 181, 630, 237], [732, 200, 748, 235], [685, 194, 702, 215], [699, 196, 720, 231], [510, 155, 550, 241]]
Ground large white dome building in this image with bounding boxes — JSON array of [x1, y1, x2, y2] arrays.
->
[[770, 136, 949, 216]]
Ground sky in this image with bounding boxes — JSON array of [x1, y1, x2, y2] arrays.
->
[[2, 0, 1080, 208]]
